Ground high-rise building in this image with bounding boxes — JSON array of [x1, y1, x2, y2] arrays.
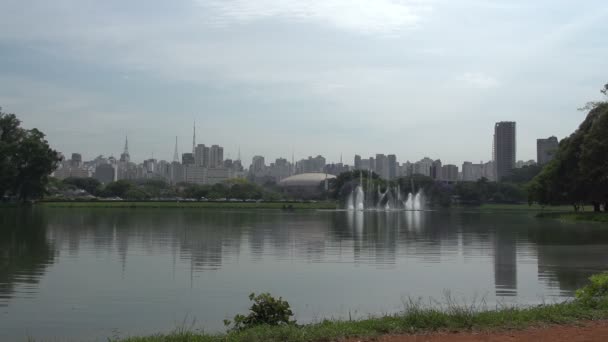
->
[[354, 155, 362, 170], [516, 160, 536, 168], [296, 155, 326, 174], [251, 156, 266, 173], [414, 157, 434, 176], [441, 164, 459, 182], [462, 161, 484, 181], [269, 158, 292, 181], [170, 161, 184, 184], [388, 154, 397, 180], [430, 159, 442, 180], [94, 164, 115, 184], [194, 144, 210, 167], [483, 161, 496, 181], [493, 121, 516, 181], [375, 154, 388, 179], [71, 153, 82, 168], [537, 136, 559, 165], [182, 153, 195, 165], [209, 145, 224, 168]]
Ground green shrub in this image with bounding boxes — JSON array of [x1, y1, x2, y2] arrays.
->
[[576, 272, 608, 307], [225, 292, 295, 332]]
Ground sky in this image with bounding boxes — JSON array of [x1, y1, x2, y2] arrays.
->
[[1, 0, 607, 166]]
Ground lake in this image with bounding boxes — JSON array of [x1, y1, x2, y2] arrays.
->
[[1, 207, 608, 341]]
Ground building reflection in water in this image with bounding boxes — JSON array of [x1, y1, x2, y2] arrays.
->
[[493, 227, 517, 297], [4, 207, 608, 307]]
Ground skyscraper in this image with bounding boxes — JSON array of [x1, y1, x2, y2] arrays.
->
[[537, 136, 559, 165], [388, 154, 397, 180], [173, 136, 179, 163], [430, 159, 442, 180], [194, 144, 210, 167], [375, 154, 388, 179], [192, 121, 196, 154], [354, 155, 362, 170], [493, 121, 516, 181], [209, 145, 224, 168]]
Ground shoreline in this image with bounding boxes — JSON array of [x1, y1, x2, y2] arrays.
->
[[33, 200, 338, 210], [112, 298, 608, 342], [537, 212, 608, 223]]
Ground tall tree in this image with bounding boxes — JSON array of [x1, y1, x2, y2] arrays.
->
[[0, 108, 60, 202], [529, 85, 608, 211]]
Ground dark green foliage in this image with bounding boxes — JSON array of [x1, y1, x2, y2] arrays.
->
[[225, 293, 295, 332], [529, 98, 608, 211], [0, 108, 60, 201], [501, 165, 542, 184], [102, 180, 134, 198], [63, 177, 102, 196], [178, 180, 272, 201], [576, 272, 608, 307]]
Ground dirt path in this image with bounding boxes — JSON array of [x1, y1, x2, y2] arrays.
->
[[346, 320, 608, 342]]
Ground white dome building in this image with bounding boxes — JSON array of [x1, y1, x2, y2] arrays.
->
[[279, 173, 336, 199]]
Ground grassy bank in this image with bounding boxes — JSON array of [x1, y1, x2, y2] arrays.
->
[[114, 300, 608, 342], [37, 200, 337, 210], [477, 203, 572, 212], [537, 212, 608, 223]]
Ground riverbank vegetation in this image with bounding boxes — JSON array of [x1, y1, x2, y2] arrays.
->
[[114, 273, 608, 342], [38, 200, 336, 210], [537, 212, 608, 223], [47, 177, 291, 202], [0, 107, 60, 202], [330, 171, 536, 209], [528, 84, 608, 213]]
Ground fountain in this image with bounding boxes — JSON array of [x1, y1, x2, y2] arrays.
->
[[346, 175, 424, 211]]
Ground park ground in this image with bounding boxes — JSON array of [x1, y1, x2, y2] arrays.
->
[[347, 320, 608, 342]]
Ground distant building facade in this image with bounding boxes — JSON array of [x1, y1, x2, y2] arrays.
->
[[94, 164, 116, 184], [494, 121, 516, 181], [441, 164, 459, 182], [537, 136, 559, 165]]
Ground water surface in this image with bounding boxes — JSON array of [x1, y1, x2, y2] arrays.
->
[[1, 207, 607, 341]]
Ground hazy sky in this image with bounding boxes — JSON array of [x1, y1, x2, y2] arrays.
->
[[1, 0, 607, 166]]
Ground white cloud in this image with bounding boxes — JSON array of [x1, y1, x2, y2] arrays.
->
[[201, 0, 431, 34], [457, 72, 499, 89]]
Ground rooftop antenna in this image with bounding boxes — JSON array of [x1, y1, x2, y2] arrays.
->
[[237, 146, 241, 161], [123, 135, 129, 155], [173, 136, 179, 162], [192, 120, 196, 154]]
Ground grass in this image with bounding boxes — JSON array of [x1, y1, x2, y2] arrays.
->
[[112, 298, 608, 342], [477, 203, 572, 212], [537, 211, 608, 223], [37, 200, 338, 210]]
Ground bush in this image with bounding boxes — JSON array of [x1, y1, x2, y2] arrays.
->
[[225, 292, 295, 331], [576, 272, 608, 307]]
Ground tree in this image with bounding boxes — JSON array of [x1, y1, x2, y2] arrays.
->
[[63, 177, 102, 196], [0, 108, 60, 201], [529, 84, 608, 211], [101, 180, 133, 198]]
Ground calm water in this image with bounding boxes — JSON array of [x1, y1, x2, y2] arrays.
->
[[2, 207, 608, 341]]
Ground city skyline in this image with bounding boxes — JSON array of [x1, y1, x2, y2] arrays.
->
[[54, 119, 541, 168], [2, 1, 607, 166], [53, 119, 550, 186]]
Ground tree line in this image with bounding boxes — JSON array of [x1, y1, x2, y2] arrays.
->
[[52, 177, 287, 201], [1, 108, 60, 202], [328, 170, 531, 207], [528, 84, 608, 212]]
